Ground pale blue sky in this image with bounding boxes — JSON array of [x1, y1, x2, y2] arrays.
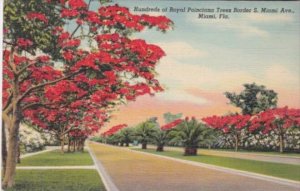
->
[[90, 0, 300, 111], [88, 0, 300, 127]]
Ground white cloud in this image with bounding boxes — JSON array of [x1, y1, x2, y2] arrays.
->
[[157, 41, 208, 59], [246, 14, 293, 23], [157, 57, 256, 92], [156, 57, 299, 106], [186, 13, 269, 37], [156, 89, 209, 105], [263, 64, 300, 89]]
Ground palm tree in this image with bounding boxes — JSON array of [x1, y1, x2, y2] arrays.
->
[[153, 130, 169, 152], [171, 118, 206, 156], [134, 120, 157, 149], [119, 128, 134, 147], [106, 134, 121, 145], [199, 127, 220, 149]]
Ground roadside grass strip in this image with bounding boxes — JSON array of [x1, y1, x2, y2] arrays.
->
[[133, 148, 300, 182], [18, 150, 94, 166], [6, 170, 106, 191], [10, 149, 107, 191], [199, 148, 300, 158]]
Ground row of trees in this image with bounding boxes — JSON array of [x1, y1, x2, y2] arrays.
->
[[203, 107, 300, 153], [98, 105, 299, 155], [2, 0, 173, 188], [99, 114, 213, 156]]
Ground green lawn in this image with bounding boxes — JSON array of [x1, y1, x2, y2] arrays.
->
[[134, 148, 300, 181], [18, 150, 93, 166], [6, 170, 106, 191]]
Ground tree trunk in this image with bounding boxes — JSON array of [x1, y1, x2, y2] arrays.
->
[[2, 119, 20, 188], [2, 122, 7, 178], [81, 139, 85, 152], [67, 134, 71, 152], [208, 144, 211, 150], [67, 140, 71, 152], [125, 142, 129, 147], [142, 142, 147, 149], [60, 136, 65, 154], [156, 145, 164, 152], [184, 147, 197, 156], [76, 139, 80, 151], [234, 133, 239, 152], [72, 140, 76, 152], [279, 133, 284, 153], [17, 141, 21, 163]]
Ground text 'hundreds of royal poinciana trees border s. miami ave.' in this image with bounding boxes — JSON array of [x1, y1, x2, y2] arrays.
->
[[2, 0, 173, 188]]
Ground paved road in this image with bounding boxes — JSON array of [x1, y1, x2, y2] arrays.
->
[[89, 142, 300, 191]]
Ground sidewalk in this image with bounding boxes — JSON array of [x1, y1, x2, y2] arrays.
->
[[89, 142, 300, 191]]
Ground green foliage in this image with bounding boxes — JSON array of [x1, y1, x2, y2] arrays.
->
[[4, 0, 63, 56], [170, 119, 206, 148], [134, 120, 158, 144], [106, 134, 121, 145], [153, 130, 170, 148], [198, 127, 220, 148], [90, 136, 105, 143], [225, 83, 278, 115], [118, 128, 134, 145], [7, 170, 106, 191]]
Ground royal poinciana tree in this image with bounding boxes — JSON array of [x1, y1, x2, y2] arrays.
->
[[249, 107, 300, 153], [2, 0, 172, 188], [202, 114, 251, 151], [23, 101, 108, 153]]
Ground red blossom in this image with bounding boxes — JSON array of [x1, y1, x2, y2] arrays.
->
[[68, 0, 87, 9], [61, 9, 79, 17], [17, 38, 33, 47], [161, 119, 183, 130], [202, 114, 251, 133], [102, 124, 128, 136], [249, 107, 300, 134], [27, 12, 48, 23]]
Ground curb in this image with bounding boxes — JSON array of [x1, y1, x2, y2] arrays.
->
[[92, 142, 300, 189], [87, 142, 120, 191]]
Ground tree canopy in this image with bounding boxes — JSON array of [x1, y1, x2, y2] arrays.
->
[[224, 83, 278, 115]]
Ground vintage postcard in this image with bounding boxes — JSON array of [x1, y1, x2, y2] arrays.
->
[[1, 0, 300, 190]]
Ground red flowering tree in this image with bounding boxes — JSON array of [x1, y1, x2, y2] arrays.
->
[[23, 100, 108, 153], [2, 0, 172, 187], [202, 114, 251, 151], [249, 107, 300, 153]]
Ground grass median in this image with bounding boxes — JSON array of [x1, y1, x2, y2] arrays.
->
[[134, 148, 300, 181], [19, 150, 93, 166]]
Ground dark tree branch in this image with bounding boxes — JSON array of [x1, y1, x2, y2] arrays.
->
[[17, 70, 83, 105]]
